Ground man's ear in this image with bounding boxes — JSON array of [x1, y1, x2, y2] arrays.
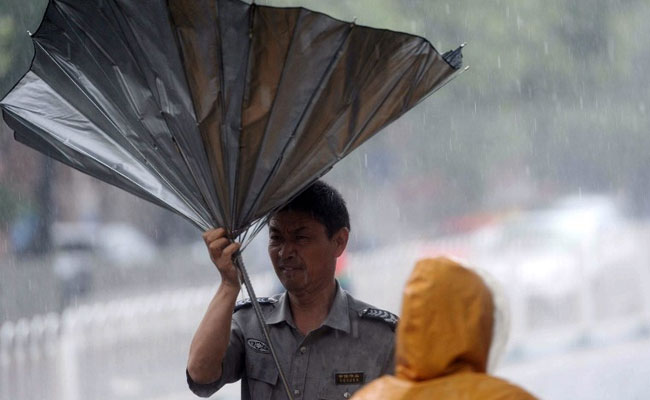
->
[[333, 227, 349, 257]]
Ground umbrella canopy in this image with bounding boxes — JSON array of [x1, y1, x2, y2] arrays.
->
[[1, 1, 463, 398], [1, 0, 462, 244]]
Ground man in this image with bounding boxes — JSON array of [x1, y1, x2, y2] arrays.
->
[[186, 180, 397, 399], [351, 257, 537, 400]]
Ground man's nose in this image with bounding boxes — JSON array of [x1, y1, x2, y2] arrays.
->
[[278, 242, 296, 259]]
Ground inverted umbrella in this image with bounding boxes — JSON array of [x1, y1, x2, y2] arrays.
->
[[1, 0, 464, 397]]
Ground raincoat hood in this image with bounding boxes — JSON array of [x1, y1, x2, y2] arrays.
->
[[351, 257, 537, 400], [395, 257, 494, 381]]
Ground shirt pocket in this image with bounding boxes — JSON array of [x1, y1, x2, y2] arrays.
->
[[245, 352, 279, 400], [318, 383, 359, 400]]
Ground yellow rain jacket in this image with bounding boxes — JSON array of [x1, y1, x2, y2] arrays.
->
[[352, 257, 537, 400]]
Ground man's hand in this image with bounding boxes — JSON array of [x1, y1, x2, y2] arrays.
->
[[189, 229, 242, 385], [203, 228, 241, 288]]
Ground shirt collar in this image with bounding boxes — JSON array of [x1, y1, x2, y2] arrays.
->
[[321, 281, 351, 333], [266, 291, 295, 327], [265, 281, 351, 334]]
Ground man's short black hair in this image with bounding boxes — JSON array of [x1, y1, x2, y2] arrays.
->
[[275, 180, 350, 237]]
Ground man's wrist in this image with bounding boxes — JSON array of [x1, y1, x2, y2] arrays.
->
[[219, 280, 241, 293]]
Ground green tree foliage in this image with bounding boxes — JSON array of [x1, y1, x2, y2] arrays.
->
[[1, 0, 649, 240], [322, 0, 650, 225]]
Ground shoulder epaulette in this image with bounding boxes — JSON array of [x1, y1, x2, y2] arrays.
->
[[233, 296, 278, 313], [359, 307, 399, 330]]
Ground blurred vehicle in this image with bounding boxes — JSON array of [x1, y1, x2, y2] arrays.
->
[[472, 194, 645, 355], [51, 222, 159, 308], [52, 222, 157, 265], [481, 194, 636, 289], [96, 223, 157, 267]]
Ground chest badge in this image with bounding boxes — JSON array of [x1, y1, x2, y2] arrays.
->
[[246, 338, 270, 354], [335, 372, 365, 385]]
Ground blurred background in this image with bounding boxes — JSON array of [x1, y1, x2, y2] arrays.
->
[[1, 0, 650, 399]]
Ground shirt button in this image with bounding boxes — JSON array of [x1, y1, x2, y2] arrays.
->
[[344, 392, 351, 398], [294, 389, 301, 395], [299, 346, 307, 354]]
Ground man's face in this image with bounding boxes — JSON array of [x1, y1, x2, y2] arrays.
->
[[268, 210, 347, 294]]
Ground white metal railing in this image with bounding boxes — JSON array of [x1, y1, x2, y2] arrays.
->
[[1, 235, 649, 399], [0, 287, 213, 400], [0, 272, 279, 400]]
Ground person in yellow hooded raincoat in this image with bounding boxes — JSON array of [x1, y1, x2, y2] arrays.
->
[[352, 257, 537, 400]]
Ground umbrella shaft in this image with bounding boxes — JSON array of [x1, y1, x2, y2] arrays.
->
[[234, 255, 295, 400]]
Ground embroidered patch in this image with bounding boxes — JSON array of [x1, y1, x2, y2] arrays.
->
[[247, 338, 270, 354], [335, 372, 364, 385], [359, 308, 399, 330], [234, 296, 278, 312]]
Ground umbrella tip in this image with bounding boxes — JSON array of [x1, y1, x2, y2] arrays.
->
[[27, 30, 32, 37], [460, 42, 467, 48]]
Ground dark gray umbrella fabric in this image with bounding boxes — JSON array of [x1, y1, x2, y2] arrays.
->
[[1, 0, 462, 242]]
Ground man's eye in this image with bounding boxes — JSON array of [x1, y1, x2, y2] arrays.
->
[[296, 236, 309, 241]]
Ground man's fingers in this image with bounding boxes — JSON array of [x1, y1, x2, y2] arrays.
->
[[203, 227, 226, 244], [208, 237, 230, 253], [222, 242, 241, 259]]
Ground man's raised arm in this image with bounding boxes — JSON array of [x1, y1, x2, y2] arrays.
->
[[187, 228, 241, 384]]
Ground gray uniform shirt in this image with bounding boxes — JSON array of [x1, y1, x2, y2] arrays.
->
[[187, 284, 396, 399]]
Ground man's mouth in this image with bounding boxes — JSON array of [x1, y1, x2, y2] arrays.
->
[[278, 264, 302, 272]]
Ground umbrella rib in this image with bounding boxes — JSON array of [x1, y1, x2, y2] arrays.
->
[[214, 0, 233, 231], [166, 1, 231, 228], [234, 4, 303, 228], [339, 43, 433, 156], [340, 62, 419, 155], [413, 63, 466, 106], [402, 40, 434, 111], [52, 2, 130, 97], [263, 36, 442, 193], [32, 39, 211, 228], [109, 0, 220, 227], [230, 1, 258, 232], [7, 115, 201, 224], [107, 0, 222, 226], [242, 26, 390, 223], [4, 103, 212, 230], [382, 53, 462, 121], [46, 2, 214, 223], [290, 56, 444, 197], [240, 18, 355, 226]]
